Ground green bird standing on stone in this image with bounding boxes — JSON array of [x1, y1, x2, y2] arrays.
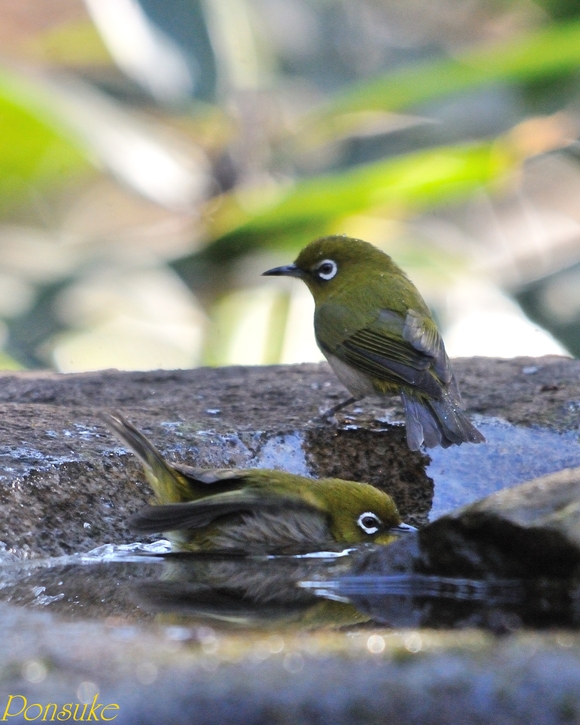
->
[[106, 413, 413, 554], [263, 235, 484, 451]]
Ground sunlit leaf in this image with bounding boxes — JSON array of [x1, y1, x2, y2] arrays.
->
[[0, 68, 91, 214], [0, 350, 22, 370], [198, 140, 516, 263]]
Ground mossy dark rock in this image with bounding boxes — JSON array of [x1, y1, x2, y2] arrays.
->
[[420, 467, 580, 578], [351, 467, 580, 580]]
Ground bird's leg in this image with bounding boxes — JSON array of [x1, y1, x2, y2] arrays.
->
[[311, 396, 362, 424]]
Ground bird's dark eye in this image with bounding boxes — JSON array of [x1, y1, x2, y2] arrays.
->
[[357, 512, 382, 535], [315, 259, 338, 281]]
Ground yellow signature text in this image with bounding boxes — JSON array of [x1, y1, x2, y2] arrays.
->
[[1, 694, 120, 721]]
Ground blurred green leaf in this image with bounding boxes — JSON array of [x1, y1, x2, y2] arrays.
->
[[199, 140, 515, 262], [305, 20, 580, 141], [0, 69, 91, 214], [0, 350, 23, 371]]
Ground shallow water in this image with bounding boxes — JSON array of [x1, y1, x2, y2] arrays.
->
[[0, 540, 578, 635], [428, 417, 580, 518], [2, 415, 580, 636], [238, 414, 580, 520]]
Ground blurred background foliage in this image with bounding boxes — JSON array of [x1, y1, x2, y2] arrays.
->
[[1, 0, 580, 372]]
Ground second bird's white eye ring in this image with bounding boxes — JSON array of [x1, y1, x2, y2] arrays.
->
[[357, 512, 381, 535], [315, 259, 338, 280]]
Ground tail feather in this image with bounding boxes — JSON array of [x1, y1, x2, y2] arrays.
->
[[104, 412, 188, 503], [401, 392, 485, 451], [402, 393, 442, 449]]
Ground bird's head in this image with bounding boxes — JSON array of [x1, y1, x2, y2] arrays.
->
[[319, 478, 415, 546], [262, 235, 394, 302]]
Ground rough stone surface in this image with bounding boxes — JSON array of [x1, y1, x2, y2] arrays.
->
[[1, 356, 580, 723], [1, 355, 579, 558], [0, 363, 434, 557]]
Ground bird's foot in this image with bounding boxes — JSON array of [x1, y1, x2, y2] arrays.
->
[[308, 396, 361, 425]]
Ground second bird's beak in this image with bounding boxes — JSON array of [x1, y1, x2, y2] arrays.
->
[[389, 522, 418, 535], [262, 264, 303, 278]]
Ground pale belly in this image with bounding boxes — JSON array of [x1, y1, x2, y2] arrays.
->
[[324, 352, 377, 397]]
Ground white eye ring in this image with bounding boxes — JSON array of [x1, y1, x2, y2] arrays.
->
[[357, 512, 381, 535], [315, 259, 338, 281]]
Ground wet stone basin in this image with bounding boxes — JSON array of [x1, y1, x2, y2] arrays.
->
[[1, 357, 580, 724]]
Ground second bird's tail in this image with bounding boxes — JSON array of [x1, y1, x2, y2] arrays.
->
[[105, 412, 190, 504]]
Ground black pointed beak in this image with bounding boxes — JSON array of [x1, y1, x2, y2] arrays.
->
[[389, 522, 417, 535], [262, 264, 303, 278]]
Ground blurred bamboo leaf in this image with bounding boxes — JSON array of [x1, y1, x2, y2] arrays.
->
[[197, 140, 515, 263], [0, 350, 22, 370], [0, 69, 91, 214], [1, 1, 577, 370], [303, 20, 580, 143]]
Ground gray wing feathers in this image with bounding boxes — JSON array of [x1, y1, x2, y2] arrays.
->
[[130, 490, 316, 534], [402, 309, 454, 389], [172, 465, 248, 485]]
